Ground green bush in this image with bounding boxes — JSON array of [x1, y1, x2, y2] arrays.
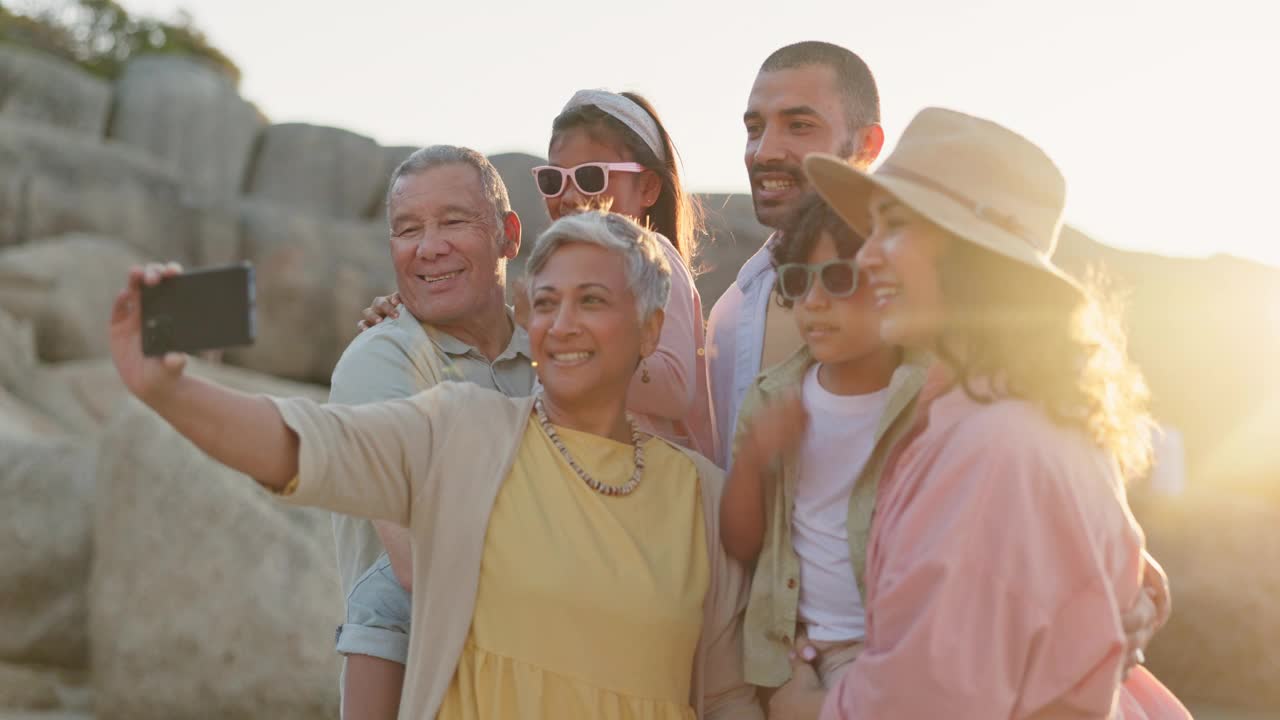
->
[[0, 0, 239, 83]]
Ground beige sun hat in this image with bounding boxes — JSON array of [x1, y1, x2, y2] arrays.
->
[[803, 107, 1081, 293]]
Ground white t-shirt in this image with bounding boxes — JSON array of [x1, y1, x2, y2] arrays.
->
[[793, 364, 891, 642]]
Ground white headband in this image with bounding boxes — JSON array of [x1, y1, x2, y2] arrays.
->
[[561, 89, 667, 163]]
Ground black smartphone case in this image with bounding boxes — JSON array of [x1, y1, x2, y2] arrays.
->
[[140, 263, 256, 357]]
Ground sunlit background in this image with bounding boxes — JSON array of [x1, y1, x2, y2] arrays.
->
[[1, 2, 1278, 719], [34, 0, 1280, 269]]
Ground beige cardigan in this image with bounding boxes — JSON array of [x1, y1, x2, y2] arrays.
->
[[270, 382, 763, 720]]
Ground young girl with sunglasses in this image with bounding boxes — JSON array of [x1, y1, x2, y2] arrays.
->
[[362, 90, 715, 458], [532, 89, 713, 457], [719, 195, 927, 717]]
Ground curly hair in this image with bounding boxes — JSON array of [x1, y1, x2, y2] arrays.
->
[[934, 240, 1154, 480], [770, 194, 865, 308]]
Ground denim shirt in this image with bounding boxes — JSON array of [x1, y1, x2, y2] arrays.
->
[[707, 234, 780, 469]]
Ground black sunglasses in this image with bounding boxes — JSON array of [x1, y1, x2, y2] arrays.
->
[[775, 259, 860, 301]]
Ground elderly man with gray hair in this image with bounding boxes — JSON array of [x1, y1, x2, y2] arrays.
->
[[329, 145, 535, 719]]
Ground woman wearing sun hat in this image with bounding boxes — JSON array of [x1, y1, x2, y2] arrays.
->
[[802, 108, 1190, 718]]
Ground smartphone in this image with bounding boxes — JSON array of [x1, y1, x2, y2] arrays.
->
[[140, 263, 256, 357]]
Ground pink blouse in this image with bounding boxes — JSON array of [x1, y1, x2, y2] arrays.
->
[[821, 368, 1190, 719], [628, 233, 715, 460]]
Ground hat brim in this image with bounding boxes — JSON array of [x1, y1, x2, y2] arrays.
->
[[802, 153, 1083, 295]]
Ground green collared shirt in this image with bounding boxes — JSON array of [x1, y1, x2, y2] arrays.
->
[[420, 317, 534, 398], [734, 346, 928, 687]]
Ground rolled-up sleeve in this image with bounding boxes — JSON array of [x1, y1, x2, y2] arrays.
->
[[822, 438, 1134, 720]]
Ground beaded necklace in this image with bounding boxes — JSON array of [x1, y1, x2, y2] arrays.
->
[[533, 393, 644, 497]]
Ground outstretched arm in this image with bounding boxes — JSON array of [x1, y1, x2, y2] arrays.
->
[[112, 264, 426, 526], [109, 263, 298, 491]]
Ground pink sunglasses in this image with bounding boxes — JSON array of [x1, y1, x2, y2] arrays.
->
[[531, 162, 646, 198]]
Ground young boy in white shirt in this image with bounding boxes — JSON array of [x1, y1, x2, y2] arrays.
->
[[720, 196, 926, 715]]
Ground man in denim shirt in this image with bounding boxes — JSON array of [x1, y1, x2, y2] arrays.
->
[[706, 41, 885, 469]]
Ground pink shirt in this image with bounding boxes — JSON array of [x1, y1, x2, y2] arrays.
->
[[629, 233, 715, 460], [822, 369, 1190, 719]]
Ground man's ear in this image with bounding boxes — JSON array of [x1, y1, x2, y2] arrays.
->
[[501, 211, 522, 259], [852, 123, 886, 169]]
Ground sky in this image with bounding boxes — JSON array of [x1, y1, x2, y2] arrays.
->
[[85, 0, 1280, 268]]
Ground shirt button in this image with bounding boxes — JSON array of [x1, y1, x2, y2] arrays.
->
[[696, 347, 705, 356], [786, 578, 797, 589]]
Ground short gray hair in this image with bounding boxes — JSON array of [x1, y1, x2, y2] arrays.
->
[[526, 211, 671, 320], [386, 145, 513, 227]]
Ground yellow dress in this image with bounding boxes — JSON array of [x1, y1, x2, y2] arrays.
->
[[436, 420, 710, 720]]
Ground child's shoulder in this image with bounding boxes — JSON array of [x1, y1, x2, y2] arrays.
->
[[752, 346, 815, 393]]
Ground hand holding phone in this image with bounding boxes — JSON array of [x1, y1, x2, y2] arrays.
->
[[109, 262, 189, 404], [140, 262, 255, 357], [109, 262, 256, 407]]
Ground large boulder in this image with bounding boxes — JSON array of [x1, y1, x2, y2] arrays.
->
[[184, 201, 244, 268], [0, 171, 23, 249], [109, 55, 265, 206], [0, 353, 325, 691], [0, 235, 148, 363], [0, 387, 63, 439], [0, 434, 95, 671], [7, 356, 326, 439], [225, 202, 391, 383], [1140, 492, 1280, 712], [380, 144, 419, 179], [0, 660, 90, 713], [3, 359, 130, 439], [0, 119, 189, 260], [0, 47, 111, 137], [0, 308, 36, 391], [245, 123, 385, 220], [90, 403, 342, 720], [366, 144, 420, 218]]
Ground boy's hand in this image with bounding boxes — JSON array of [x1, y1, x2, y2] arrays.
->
[[744, 390, 808, 466]]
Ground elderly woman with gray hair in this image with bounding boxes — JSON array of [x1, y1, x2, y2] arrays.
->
[[107, 210, 762, 720]]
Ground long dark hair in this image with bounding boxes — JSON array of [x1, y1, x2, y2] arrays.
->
[[935, 239, 1153, 479], [550, 91, 702, 269]]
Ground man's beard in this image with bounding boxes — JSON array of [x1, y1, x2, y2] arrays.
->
[[749, 137, 858, 228]]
